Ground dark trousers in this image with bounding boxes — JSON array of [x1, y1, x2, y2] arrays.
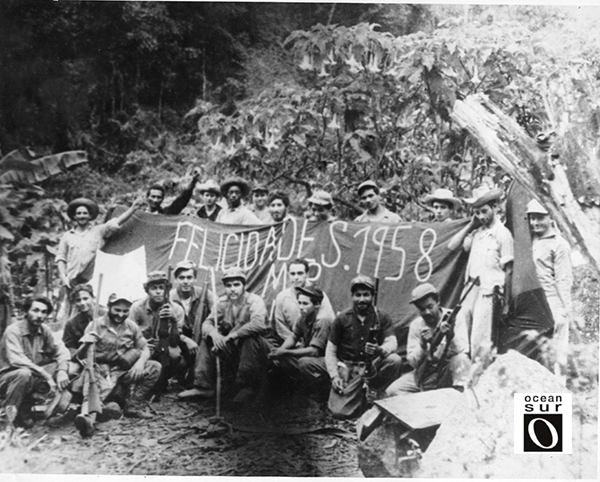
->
[[274, 356, 328, 385], [193, 335, 269, 394]]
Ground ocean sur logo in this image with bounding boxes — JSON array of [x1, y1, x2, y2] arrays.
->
[[514, 393, 572, 454]]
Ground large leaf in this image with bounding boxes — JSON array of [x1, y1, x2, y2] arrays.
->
[[0, 150, 88, 184]]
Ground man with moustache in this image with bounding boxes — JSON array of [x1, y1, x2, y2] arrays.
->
[[178, 267, 269, 405], [354, 181, 402, 223], [62, 284, 106, 357], [386, 283, 470, 395], [424, 188, 461, 223], [0, 297, 72, 427], [74, 293, 161, 437], [195, 180, 223, 221], [268, 191, 292, 223], [325, 275, 402, 419], [272, 259, 334, 346], [215, 177, 261, 225]]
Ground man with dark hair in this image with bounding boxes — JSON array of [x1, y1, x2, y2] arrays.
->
[[272, 259, 334, 346], [424, 188, 461, 223], [325, 275, 402, 419], [145, 171, 199, 215], [62, 284, 106, 357], [250, 184, 273, 223], [386, 283, 470, 395], [0, 297, 72, 427], [74, 293, 161, 436], [269, 285, 332, 396], [307, 190, 336, 222], [354, 181, 402, 223], [178, 267, 269, 405], [448, 185, 513, 360], [196, 180, 223, 221], [268, 191, 291, 223], [216, 177, 261, 225]]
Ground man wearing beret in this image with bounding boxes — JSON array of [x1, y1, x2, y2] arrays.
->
[[215, 177, 261, 225], [145, 171, 199, 215], [0, 297, 73, 428], [74, 293, 161, 436], [448, 185, 513, 360], [250, 184, 274, 223], [424, 188, 461, 223], [354, 181, 402, 223], [386, 283, 470, 396], [178, 267, 269, 405], [269, 285, 333, 397], [196, 180, 223, 221], [129, 271, 192, 390], [325, 275, 402, 418], [56, 197, 143, 310]]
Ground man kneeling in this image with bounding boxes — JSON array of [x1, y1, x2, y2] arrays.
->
[[386, 283, 470, 396], [268, 286, 332, 399]]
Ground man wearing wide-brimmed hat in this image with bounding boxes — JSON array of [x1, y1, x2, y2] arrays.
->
[[56, 197, 143, 306], [448, 185, 513, 360], [354, 181, 402, 223], [215, 177, 261, 225], [307, 189, 336, 222], [250, 183, 274, 223], [424, 188, 461, 222], [178, 267, 269, 405], [195, 179, 222, 222], [386, 283, 470, 396], [526, 198, 573, 383]]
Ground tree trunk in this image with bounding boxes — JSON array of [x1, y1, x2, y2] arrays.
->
[[451, 93, 600, 271]]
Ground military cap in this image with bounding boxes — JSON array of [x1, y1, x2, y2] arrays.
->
[[107, 292, 133, 306], [308, 190, 333, 207], [252, 183, 269, 194], [357, 180, 380, 196], [67, 198, 99, 220], [70, 283, 94, 302], [221, 266, 247, 284], [220, 177, 251, 198], [410, 283, 438, 304], [144, 271, 169, 288], [199, 179, 221, 196], [464, 185, 503, 208], [525, 199, 549, 215], [350, 274, 375, 293], [296, 285, 324, 304], [174, 260, 197, 278]]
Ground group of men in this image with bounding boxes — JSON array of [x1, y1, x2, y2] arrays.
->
[[0, 176, 573, 438]]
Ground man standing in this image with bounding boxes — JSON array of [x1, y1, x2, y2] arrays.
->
[[56, 197, 143, 291], [269, 286, 332, 397], [268, 191, 292, 223], [129, 272, 191, 389], [178, 267, 269, 405], [424, 188, 461, 222], [74, 293, 161, 436], [526, 199, 573, 381], [386, 283, 470, 395], [325, 275, 402, 419], [216, 177, 261, 225], [448, 186, 514, 360], [145, 171, 199, 215], [272, 259, 334, 346], [307, 190, 336, 222], [62, 284, 105, 357], [195, 180, 223, 221], [354, 181, 402, 223], [0, 297, 71, 427], [250, 184, 274, 223]]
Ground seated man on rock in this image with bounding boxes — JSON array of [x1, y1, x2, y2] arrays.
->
[[130, 271, 195, 391], [268, 286, 333, 399], [325, 275, 402, 419], [178, 267, 269, 405], [74, 293, 161, 437], [0, 296, 74, 428], [386, 283, 470, 396]]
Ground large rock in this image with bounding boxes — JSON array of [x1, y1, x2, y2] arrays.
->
[[418, 350, 596, 479]]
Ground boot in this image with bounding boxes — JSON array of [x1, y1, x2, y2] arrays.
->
[[75, 414, 95, 438], [123, 399, 153, 419]]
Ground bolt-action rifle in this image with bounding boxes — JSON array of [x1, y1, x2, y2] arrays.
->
[[156, 267, 175, 392]]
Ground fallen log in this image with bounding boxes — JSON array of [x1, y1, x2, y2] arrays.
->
[[451, 93, 600, 271]]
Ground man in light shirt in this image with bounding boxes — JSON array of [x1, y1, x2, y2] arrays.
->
[[216, 177, 261, 225], [354, 181, 402, 223]]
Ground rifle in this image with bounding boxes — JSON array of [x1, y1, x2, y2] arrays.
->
[[365, 277, 381, 379], [156, 267, 174, 392], [415, 276, 479, 390], [192, 270, 210, 343], [209, 267, 222, 418]]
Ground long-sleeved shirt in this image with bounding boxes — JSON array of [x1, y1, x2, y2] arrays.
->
[[405, 308, 468, 369], [216, 205, 261, 225], [129, 297, 184, 349], [250, 205, 274, 223], [62, 307, 107, 356], [0, 320, 70, 377], [273, 286, 335, 343], [532, 226, 573, 313], [354, 207, 402, 223], [202, 291, 267, 340], [196, 204, 222, 222], [81, 314, 148, 361], [150, 179, 196, 215], [55, 219, 120, 284], [170, 286, 214, 341]]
